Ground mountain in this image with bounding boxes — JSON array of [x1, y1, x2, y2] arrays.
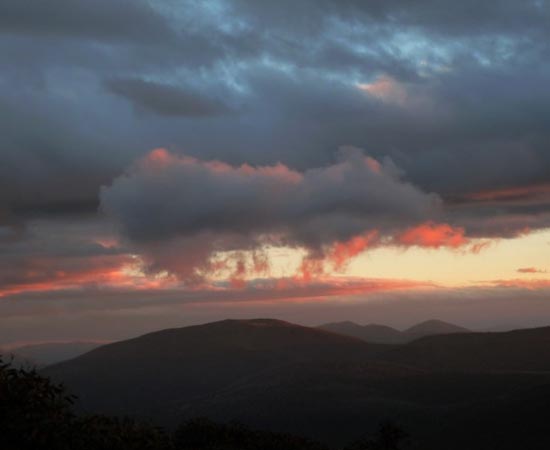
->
[[403, 319, 470, 340], [383, 325, 550, 372], [3, 341, 102, 367], [43, 319, 550, 449], [318, 321, 405, 344], [318, 319, 469, 344], [44, 319, 390, 418]]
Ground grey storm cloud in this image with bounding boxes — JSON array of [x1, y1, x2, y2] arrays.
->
[[101, 147, 438, 242], [105, 78, 230, 117]]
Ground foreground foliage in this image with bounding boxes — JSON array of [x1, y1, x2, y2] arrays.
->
[[0, 356, 407, 450]]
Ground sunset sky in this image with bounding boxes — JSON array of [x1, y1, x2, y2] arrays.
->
[[1, 0, 550, 346]]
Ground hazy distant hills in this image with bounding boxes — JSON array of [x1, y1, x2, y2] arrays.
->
[[383, 325, 550, 371], [404, 319, 470, 339], [43, 319, 550, 449], [318, 319, 469, 344], [1, 341, 102, 367], [318, 321, 405, 344]]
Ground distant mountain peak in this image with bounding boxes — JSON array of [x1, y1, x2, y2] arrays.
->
[[318, 319, 470, 344], [233, 318, 295, 327], [320, 320, 363, 328], [318, 321, 404, 344], [404, 319, 469, 338], [209, 318, 301, 329]]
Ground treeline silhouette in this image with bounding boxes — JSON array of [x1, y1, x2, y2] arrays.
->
[[0, 356, 409, 450]]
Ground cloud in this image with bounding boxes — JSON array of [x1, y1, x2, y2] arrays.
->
[[105, 78, 231, 117], [459, 183, 550, 205], [0, 254, 134, 298], [517, 267, 547, 274], [231, 0, 550, 39], [1, 0, 550, 237], [0, 216, 171, 298], [101, 148, 440, 281], [394, 222, 468, 249], [357, 75, 408, 105], [0, 0, 172, 42], [0, 275, 435, 309]]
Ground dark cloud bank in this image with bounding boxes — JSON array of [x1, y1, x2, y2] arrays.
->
[[1, 0, 549, 216]]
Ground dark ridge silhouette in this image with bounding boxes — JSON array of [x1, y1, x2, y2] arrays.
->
[[383, 325, 550, 372], [1, 356, 330, 450], [44, 319, 391, 419], [318, 319, 469, 344], [41, 319, 550, 449]]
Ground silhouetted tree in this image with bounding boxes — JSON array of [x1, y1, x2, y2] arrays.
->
[[0, 356, 172, 450], [3, 355, 413, 450], [0, 356, 76, 450]]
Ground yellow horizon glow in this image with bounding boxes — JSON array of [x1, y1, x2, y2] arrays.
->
[[347, 229, 550, 287], [207, 229, 550, 288]]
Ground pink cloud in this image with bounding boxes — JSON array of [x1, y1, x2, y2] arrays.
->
[[395, 222, 469, 249]]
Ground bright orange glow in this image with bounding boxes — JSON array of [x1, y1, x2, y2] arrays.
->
[[396, 222, 468, 249], [0, 255, 175, 298]]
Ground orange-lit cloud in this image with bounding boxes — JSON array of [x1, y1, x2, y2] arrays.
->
[[328, 231, 379, 271], [237, 276, 437, 303], [0, 255, 175, 298], [395, 222, 468, 249], [141, 148, 303, 184], [296, 257, 324, 283]]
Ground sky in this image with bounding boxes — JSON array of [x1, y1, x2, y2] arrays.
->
[[1, 0, 550, 346]]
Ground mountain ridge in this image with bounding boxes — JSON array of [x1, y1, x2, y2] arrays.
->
[[42, 318, 550, 449], [318, 318, 470, 344]]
